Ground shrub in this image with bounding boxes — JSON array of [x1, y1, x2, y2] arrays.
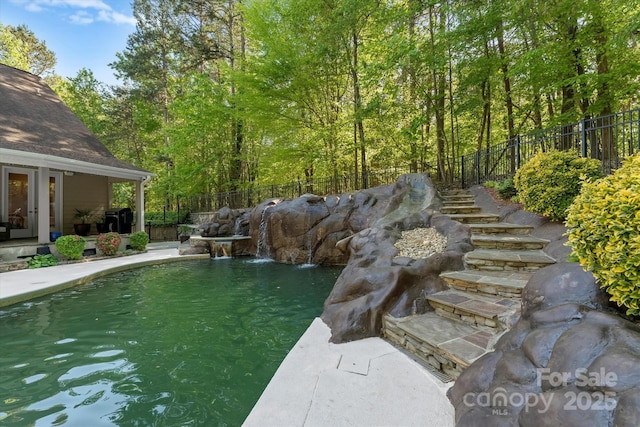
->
[[55, 235, 86, 260], [566, 153, 640, 316], [129, 231, 149, 251], [495, 177, 517, 200], [514, 150, 603, 221], [96, 232, 122, 256], [27, 254, 58, 269]]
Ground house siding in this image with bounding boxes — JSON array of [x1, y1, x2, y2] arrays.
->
[[62, 174, 109, 235]]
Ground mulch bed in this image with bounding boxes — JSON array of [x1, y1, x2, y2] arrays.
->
[[485, 187, 524, 210]]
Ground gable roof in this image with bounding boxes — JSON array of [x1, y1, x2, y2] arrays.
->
[[0, 64, 151, 181]]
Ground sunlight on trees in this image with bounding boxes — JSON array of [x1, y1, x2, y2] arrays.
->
[[3, 0, 639, 211]]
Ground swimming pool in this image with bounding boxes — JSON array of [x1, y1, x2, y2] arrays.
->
[[0, 259, 342, 426]]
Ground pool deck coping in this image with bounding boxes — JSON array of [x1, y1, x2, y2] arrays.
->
[[0, 246, 455, 426]]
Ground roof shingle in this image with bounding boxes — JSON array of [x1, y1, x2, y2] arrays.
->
[[0, 64, 149, 175]]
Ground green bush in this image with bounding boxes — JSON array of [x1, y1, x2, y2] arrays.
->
[[129, 231, 149, 251], [514, 150, 603, 221], [145, 211, 190, 226], [27, 254, 58, 269], [55, 235, 86, 260], [96, 232, 122, 256], [566, 153, 640, 316], [495, 177, 517, 200]]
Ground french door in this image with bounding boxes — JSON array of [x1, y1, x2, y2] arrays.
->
[[3, 167, 62, 239]]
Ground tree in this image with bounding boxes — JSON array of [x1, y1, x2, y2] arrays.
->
[[0, 24, 56, 77]]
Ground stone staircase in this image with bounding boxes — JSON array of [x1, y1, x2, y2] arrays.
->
[[382, 189, 556, 380]]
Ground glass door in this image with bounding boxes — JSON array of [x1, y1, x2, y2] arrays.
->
[[5, 167, 35, 238]]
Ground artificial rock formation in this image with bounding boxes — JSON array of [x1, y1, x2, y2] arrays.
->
[[244, 173, 474, 342], [447, 261, 640, 426], [188, 207, 250, 238], [321, 213, 472, 342]]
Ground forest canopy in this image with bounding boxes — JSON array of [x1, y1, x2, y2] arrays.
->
[[1, 0, 639, 211]]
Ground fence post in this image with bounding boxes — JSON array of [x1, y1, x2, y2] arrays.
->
[[515, 135, 521, 170], [581, 117, 588, 158], [461, 156, 466, 188], [475, 150, 481, 185]]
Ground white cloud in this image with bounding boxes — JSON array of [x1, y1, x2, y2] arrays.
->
[[11, 0, 135, 26], [69, 10, 94, 25], [97, 9, 136, 26]]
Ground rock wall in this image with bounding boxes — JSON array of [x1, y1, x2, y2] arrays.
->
[[321, 213, 472, 342], [247, 174, 439, 265], [448, 262, 640, 426]]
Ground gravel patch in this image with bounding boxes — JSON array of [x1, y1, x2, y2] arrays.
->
[[394, 227, 448, 259]]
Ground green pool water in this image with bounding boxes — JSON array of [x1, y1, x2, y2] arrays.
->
[[0, 259, 342, 426]]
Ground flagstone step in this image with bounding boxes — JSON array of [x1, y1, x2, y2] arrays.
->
[[426, 289, 520, 330], [441, 205, 482, 215], [382, 312, 499, 379], [446, 213, 501, 224], [464, 248, 556, 272], [440, 270, 530, 298], [442, 199, 477, 206], [471, 233, 550, 250], [441, 194, 475, 202], [468, 222, 534, 235]]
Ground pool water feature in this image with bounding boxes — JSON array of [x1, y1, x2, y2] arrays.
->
[[0, 259, 342, 426]]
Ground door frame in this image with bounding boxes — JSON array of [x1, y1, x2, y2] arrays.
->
[[1, 166, 63, 239]]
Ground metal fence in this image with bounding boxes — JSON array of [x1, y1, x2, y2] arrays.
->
[[180, 165, 426, 214], [461, 108, 640, 187]]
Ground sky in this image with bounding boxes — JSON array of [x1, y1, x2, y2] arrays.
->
[[0, 0, 136, 85]]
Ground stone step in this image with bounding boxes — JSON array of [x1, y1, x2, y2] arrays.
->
[[441, 194, 475, 202], [464, 248, 556, 272], [468, 222, 534, 235], [426, 289, 519, 330], [442, 200, 477, 206], [440, 270, 530, 298], [382, 312, 499, 379], [446, 213, 501, 224], [471, 233, 550, 250], [441, 205, 482, 215], [440, 189, 471, 195]]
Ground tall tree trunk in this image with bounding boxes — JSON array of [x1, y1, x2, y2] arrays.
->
[[228, 1, 244, 207], [496, 17, 516, 173], [352, 30, 367, 188], [430, 6, 447, 182]]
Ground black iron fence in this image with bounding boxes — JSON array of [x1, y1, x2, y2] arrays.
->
[[179, 165, 429, 214], [461, 108, 640, 187]]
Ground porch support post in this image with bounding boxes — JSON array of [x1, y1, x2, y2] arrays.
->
[[135, 178, 147, 233], [37, 167, 50, 244]]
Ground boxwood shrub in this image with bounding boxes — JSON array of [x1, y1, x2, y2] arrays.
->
[[55, 234, 86, 260], [514, 150, 603, 221], [129, 231, 149, 251], [566, 153, 640, 316]]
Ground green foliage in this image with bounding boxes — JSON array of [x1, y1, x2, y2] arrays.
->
[[96, 232, 122, 256], [27, 254, 58, 269], [61, 0, 640, 212], [55, 235, 86, 260], [514, 150, 603, 221], [0, 23, 56, 76], [73, 208, 94, 224], [495, 177, 517, 200], [145, 211, 186, 226], [566, 154, 640, 316], [483, 181, 497, 188], [129, 231, 149, 251]]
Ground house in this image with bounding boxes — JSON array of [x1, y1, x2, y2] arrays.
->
[[0, 63, 153, 244]]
